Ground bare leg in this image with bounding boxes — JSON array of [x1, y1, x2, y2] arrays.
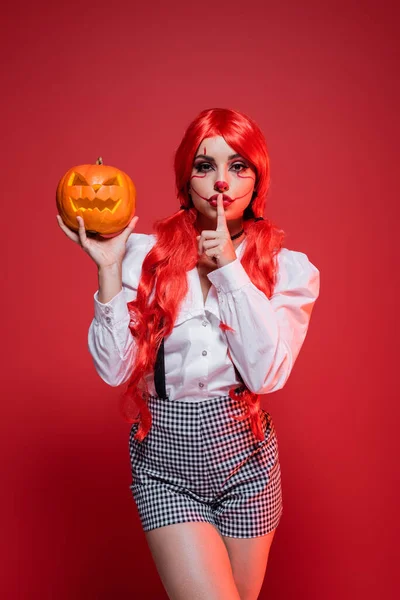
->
[[221, 528, 277, 600], [144, 521, 242, 600]]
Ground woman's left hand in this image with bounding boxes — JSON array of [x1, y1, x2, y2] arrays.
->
[[196, 193, 237, 268]]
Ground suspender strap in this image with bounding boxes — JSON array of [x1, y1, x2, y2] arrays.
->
[[154, 337, 167, 399], [153, 335, 245, 400]]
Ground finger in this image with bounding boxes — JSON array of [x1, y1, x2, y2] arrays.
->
[[196, 234, 203, 255], [205, 246, 221, 257], [76, 216, 89, 247], [129, 215, 139, 228], [56, 214, 80, 244], [205, 246, 221, 264], [198, 230, 224, 238], [202, 238, 220, 250], [216, 193, 228, 232], [122, 215, 139, 240]]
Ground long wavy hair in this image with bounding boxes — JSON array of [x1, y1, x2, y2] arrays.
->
[[120, 107, 285, 442]]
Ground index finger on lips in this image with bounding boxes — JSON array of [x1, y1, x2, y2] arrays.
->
[[216, 193, 227, 231]]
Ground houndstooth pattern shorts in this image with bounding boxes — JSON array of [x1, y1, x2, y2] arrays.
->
[[128, 393, 283, 538]]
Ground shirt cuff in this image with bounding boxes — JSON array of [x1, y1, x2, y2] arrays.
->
[[206, 258, 252, 293], [93, 288, 130, 326]]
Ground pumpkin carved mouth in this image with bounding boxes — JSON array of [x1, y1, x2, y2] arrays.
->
[[69, 196, 122, 213]]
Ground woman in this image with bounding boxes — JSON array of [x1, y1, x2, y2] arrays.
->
[[57, 107, 320, 600]]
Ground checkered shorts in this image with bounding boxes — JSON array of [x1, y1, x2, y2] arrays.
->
[[128, 393, 283, 538]]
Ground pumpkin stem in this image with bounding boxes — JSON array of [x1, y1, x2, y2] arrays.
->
[[96, 157, 103, 165]]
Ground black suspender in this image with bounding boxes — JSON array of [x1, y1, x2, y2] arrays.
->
[[154, 337, 167, 399], [153, 335, 246, 400]]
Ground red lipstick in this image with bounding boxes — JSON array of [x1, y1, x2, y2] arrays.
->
[[208, 194, 234, 207], [209, 194, 233, 202]]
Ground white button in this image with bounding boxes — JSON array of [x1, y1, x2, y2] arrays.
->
[[105, 307, 110, 314], [106, 317, 111, 324], [202, 350, 207, 356], [199, 382, 204, 388], [202, 321, 208, 327]]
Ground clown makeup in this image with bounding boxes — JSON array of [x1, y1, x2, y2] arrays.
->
[[189, 136, 256, 233]]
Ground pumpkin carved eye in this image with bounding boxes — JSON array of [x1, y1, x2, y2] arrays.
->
[[103, 176, 121, 186], [70, 173, 89, 186]]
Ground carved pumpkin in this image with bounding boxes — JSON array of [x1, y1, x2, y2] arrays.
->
[[56, 157, 136, 237]]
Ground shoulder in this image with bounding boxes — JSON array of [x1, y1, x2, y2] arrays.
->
[[274, 247, 320, 297], [125, 232, 157, 253], [122, 233, 157, 284]]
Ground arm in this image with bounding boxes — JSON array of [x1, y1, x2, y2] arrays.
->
[[97, 262, 123, 304], [87, 233, 155, 387], [206, 248, 320, 394]]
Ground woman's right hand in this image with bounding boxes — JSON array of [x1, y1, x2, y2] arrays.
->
[[56, 214, 140, 269]]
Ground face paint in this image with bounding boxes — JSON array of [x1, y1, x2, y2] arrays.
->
[[189, 172, 208, 200], [237, 170, 255, 181], [190, 158, 255, 201], [189, 136, 257, 219]]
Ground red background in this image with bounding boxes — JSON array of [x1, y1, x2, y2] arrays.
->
[[2, 0, 398, 598]]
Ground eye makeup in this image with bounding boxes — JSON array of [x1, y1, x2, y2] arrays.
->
[[194, 162, 249, 173]]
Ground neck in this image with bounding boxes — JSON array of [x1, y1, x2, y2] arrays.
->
[[232, 230, 246, 250]]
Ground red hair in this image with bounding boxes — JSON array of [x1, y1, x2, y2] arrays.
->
[[120, 107, 285, 442]]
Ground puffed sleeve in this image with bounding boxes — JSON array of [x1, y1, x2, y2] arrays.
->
[[206, 248, 320, 394], [87, 233, 155, 386]]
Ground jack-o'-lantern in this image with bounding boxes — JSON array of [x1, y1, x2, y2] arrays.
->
[[56, 157, 136, 237]]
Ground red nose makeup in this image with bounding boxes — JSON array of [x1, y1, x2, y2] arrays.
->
[[214, 181, 229, 192]]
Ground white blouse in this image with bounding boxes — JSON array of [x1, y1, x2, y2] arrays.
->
[[88, 233, 320, 402]]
